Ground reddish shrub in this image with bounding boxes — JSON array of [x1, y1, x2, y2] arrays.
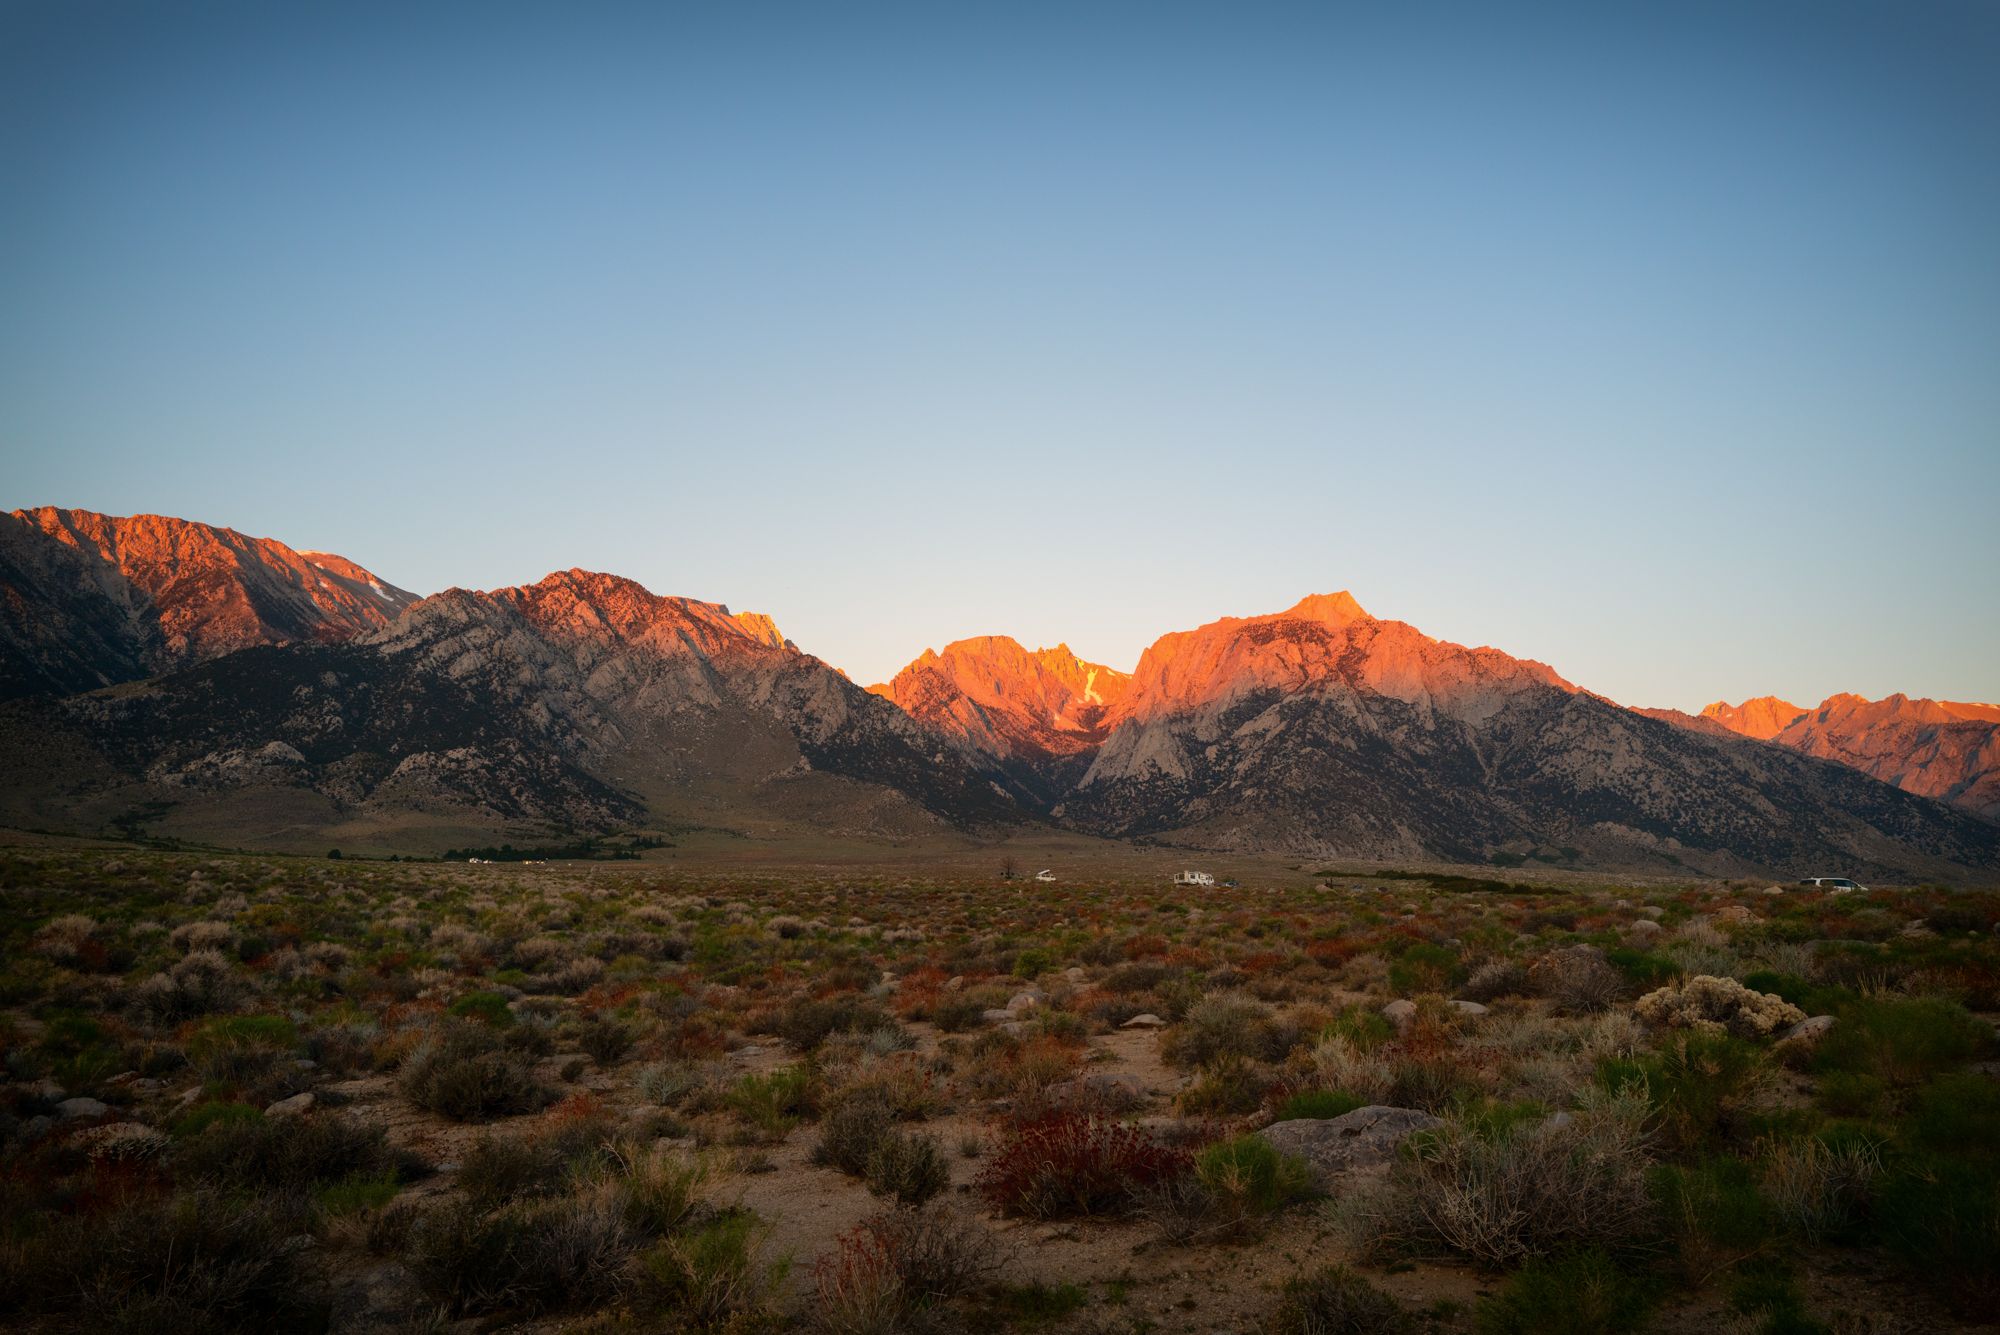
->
[[1306, 937, 1359, 966], [547, 1090, 606, 1123], [976, 1112, 1191, 1218]]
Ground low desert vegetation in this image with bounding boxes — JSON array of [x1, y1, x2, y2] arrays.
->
[[0, 846, 1995, 1331]]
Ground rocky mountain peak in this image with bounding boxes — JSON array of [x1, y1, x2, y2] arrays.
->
[[1, 506, 416, 697], [1699, 695, 1808, 740]]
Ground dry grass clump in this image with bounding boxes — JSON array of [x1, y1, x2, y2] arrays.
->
[[1760, 1135, 1881, 1243], [1634, 975, 1804, 1039], [133, 947, 242, 1021], [399, 1020, 555, 1121], [1, 1188, 323, 1332], [812, 1203, 1005, 1334], [1265, 1264, 1415, 1335], [1351, 1085, 1657, 1266], [1533, 946, 1624, 1016]]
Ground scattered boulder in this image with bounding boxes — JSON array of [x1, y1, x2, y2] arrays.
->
[[980, 1008, 1016, 1025], [1381, 999, 1417, 1029], [1045, 1072, 1146, 1110], [1121, 1013, 1166, 1029], [1257, 1105, 1442, 1185], [55, 1097, 109, 1122], [1639, 905, 1666, 920], [1628, 919, 1662, 937], [265, 1092, 316, 1118], [1712, 905, 1757, 926], [1781, 1015, 1836, 1046], [1006, 991, 1045, 1013], [1447, 1000, 1488, 1017]]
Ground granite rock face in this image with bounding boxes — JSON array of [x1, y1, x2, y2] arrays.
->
[[1257, 1105, 1444, 1185]]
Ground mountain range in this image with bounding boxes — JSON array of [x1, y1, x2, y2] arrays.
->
[[1, 507, 1995, 879]]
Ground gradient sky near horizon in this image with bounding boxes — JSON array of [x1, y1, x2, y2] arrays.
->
[[4, 0, 1996, 709]]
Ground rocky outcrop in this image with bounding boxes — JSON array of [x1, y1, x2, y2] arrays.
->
[[1257, 1106, 1443, 1185], [0, 567, 1014, 848], [3, 507, 1994, 874], [1056, 597, 2000, 877], [869, 635, 1132, 801], [1695, 692, 2000, 821]]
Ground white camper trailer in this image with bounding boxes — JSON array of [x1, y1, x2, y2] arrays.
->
[[1173, 870, 1216, 888]]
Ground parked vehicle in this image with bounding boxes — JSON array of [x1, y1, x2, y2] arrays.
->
[[1173, 870, 1215, 888], [1796, 877, 1867, 893], [1034, 869, 1056, 882]]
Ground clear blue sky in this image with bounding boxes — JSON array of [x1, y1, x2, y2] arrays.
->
[[4, 0, 1996, 708]]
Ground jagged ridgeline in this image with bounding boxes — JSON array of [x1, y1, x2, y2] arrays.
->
[[1, 507, 1995, 877]]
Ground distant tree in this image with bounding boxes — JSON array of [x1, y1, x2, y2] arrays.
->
[[327, 848, 342, 860], [999, 855, 1019, 880]]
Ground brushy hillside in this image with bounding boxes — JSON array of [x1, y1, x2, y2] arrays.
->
[[1, 848, 1996, 1333]]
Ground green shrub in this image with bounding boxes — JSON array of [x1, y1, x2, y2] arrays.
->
[[640, 1211, 786, 1330], [616, 1143, 709, 1236], [459, 1118, 617, 1207], [1272, 1271, 1416, 1327], [1178, 1053, 1266, 1115], [448, 991, 515, 1027], [1726, 1261, 1829, 1335], [929, 993, 985, 1032], [728, 1066, 815, 1138], [1606, 948, 1678, 990], [1739, 970, 1813, 1007], [865, 1130, 950, 1205], [1814, 1070, 1888, 1118], [399, 1021, 554, 1121], [773, 996, 892, 1051], [1014, 947, 1055, 978], [2, 1189, 325, 1333], [1603, 1031, 1766, 1152], [1475, 1250, 1655, 1335], [1267, 1265, 1414, 1335], [171, 1099, 264, 1137], [176, 1112, 410, 1192], [317, 1171, 402, 1215], [407, 1189, 637, 1317], [1813, 996, 1987, 1088], [1274, 1088, 1365, 1120], [1907, 1071, 2000, 1157], [814, 1086, 898, 1176], [1194, 1135, 1315, 1216], [1651, 1156, 1773, 1285], [994, 1280, 1088, 1323], [1323, 1004, 1395, 1050], [1163, 994, 1275, 1068], [578, 1016, 636, 1067], [1873, 1152, 2000, 1317], [1388, 942, 1460, 994]]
